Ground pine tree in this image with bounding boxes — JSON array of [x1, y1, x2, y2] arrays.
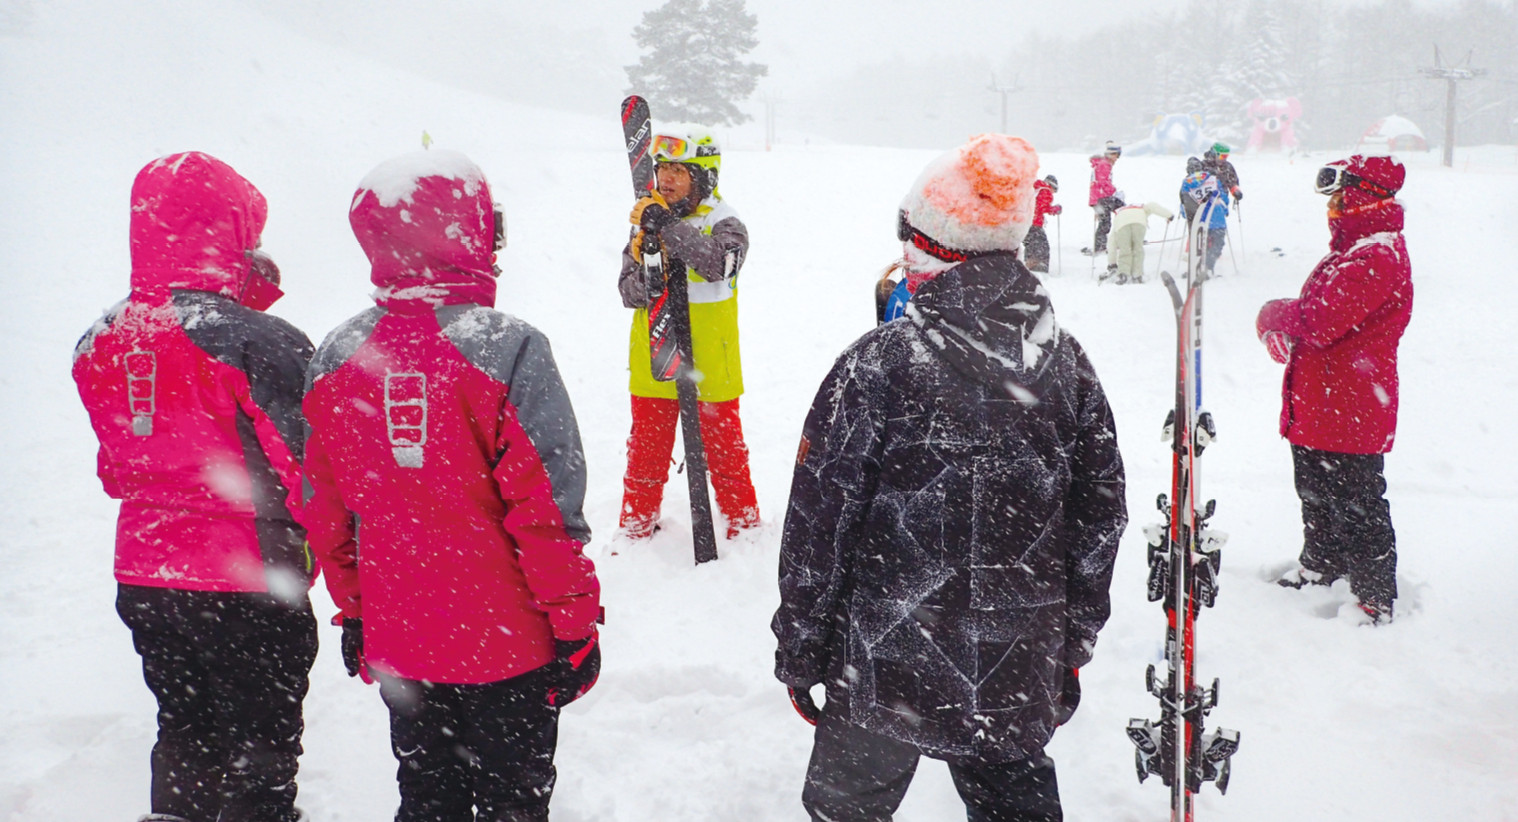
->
[[624, 0, 768, 127]]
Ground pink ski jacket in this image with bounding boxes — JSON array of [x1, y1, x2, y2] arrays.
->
[[303, 151, 599, 684], [1088, 155, 1116, 206], [1256, 199, 1412, 454], [72, 152, 314, 595]]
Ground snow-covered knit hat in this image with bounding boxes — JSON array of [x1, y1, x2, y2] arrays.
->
[[897, 134, 1040, 266]]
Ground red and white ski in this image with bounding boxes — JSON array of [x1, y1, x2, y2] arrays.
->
[[1127, 191, 1239, 820]]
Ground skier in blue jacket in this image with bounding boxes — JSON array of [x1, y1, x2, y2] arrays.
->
[[1180, 163, 1231, 275]]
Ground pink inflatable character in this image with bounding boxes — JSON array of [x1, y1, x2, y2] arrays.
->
[[1247, 97, 1302, 152]]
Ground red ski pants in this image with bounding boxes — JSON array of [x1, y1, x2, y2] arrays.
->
[[620, 395, 759, 533]]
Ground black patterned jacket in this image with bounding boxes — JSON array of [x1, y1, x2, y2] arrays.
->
[[772, 253, 1127, 761]]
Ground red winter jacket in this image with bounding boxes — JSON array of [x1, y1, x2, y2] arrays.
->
[[73, 152, 314, 595], [304, 150, 599, 685], [1032, 180, 1061, 228], [1256, 200, 1412, 454], [1088, 155, 1116, 206]]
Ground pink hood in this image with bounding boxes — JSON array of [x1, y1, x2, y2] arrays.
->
[[349, 150, 498, 309], [129, 152, 268, 299]]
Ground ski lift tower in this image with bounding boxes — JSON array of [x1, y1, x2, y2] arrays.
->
[[1421, 47, 1486, 168], [987, 74, 1023, 134]]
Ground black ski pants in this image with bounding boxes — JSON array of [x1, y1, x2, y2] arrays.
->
[[1092, 196, 1121, 253], [1023, 225, 1051, 273], [1292, 444, 1398, 608], [116, 584, 317, 822], [802, 708, 1061, 822], [377, 665, 560, 822]]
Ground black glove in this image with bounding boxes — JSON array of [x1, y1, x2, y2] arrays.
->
[[547, 634, 601, 708], [1232, 187, 1244, 203], [1054, 668, 1081, 726], [788, 685, 822, 726], [631, 195, 679, 233], [341, 618, 373, 684]]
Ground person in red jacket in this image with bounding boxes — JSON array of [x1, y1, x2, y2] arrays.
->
[[1022, 174, 1063, 273], [303, 149, 601, 821], [72, 152, 317, 822], [1255, 154, 1412, 625], [1084, 141, 1121, 255]]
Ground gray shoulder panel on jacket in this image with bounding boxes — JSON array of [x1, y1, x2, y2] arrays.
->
[[438, 306, 592, 545], [307, 307, 385, 390]]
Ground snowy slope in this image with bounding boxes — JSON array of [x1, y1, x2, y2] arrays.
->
[[4, 2, 1518, 820]]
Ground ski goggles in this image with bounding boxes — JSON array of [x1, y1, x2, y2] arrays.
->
[[1314, 164, 1354, 194], [1315, 164, 1394, 198], [651, 134, 695, 162]]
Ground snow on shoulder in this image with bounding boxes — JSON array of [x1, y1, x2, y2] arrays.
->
[[354, 149, 486, 209]]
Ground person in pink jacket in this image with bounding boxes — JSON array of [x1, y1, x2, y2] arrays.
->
[[1256, 154, 1412, 625], [1085, 141, 1121, 256], [72, 152, 318, 822], [303, 149, 601, 822]]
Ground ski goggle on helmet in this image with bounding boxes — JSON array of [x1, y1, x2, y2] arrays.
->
[[651, 124, 721, 175]]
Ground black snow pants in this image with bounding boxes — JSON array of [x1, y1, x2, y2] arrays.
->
[[1023, 225, 1051, 273], [1092, 196, 1121, 253], [1292, 444, 1398, 609], [377, 665, 561, 822], [802, 707, 1062, 822], [116, 584, 317, 822]]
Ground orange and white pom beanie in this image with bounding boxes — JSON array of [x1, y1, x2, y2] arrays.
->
[[897, 134, 1039, 287]]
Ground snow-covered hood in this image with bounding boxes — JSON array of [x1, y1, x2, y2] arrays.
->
[[128, 152, 267, 300], [907, 253, 1058, 389], [349, 150, 498, 309]]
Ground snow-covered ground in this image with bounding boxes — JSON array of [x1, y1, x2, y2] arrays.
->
[[4, 2, 1518, 820]]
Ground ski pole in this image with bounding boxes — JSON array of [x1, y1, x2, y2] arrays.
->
[[1227, 225, 1242, 277], [1056, 214, 1063, 277], [1151, 219, 1171, 282], [1090, 212, 1098, 281], [1235, 203, 1246, 259]]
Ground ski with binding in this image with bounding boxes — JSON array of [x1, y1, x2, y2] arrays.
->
[[1127, 188, 1239, 820]]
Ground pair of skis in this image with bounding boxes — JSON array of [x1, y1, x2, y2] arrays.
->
[[620, 95, 718, 564], [1126, 191, 1240, 820]]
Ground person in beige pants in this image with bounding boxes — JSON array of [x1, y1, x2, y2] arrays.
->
[[1105, 198, 1174, 284]]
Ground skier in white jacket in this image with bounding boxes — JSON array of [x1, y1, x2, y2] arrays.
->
[[1105, 196, 1174, 284]]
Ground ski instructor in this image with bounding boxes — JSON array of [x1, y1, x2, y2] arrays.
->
[[1256, 154, 1411, 625], [618, 123, 760, 541], [772, 134, 1128, 821]]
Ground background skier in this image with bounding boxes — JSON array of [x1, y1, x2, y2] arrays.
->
[[1203, 142, 1244, 203], [618, 124, 760, 540], [303, 149, 602, 820], [1179, 165, 1231, 275], [1256, 154, 1411, 625], [1023, 173, 1063, 273], [72, 152, 317, 822], [1084, 141, 1122, 256], [1106, 197, 1173, 284], [773, 134, 1128, 821]]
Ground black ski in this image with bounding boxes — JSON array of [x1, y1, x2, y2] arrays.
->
[[1127, 188, 1238, 821], [621, 95, 718, 564]]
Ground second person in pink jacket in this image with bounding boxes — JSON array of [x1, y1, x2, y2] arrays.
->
[[1256, 154, 1411, 625], [303, 149, 601, 822]]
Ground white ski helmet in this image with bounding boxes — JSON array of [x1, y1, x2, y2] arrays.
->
[[651, 123, 721, 197]]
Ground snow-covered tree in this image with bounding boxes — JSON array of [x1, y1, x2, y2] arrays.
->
[[624, 0, 768, 126]]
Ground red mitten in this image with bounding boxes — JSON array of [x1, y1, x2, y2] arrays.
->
[[1262, 330, 1292, 364]]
